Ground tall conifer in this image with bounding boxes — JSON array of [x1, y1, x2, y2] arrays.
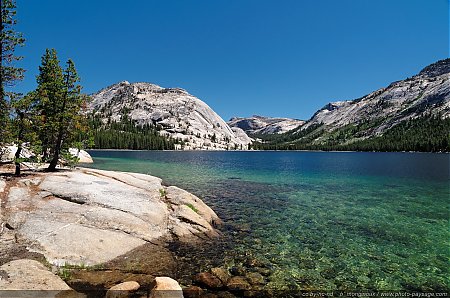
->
[[35, 49, 89, 171], [0, 0, 25, 145]]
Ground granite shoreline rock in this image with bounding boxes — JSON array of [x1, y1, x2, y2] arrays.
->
[[0, 167, 221, 267]]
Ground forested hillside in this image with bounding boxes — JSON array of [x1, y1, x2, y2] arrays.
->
[[251, 59, 450, 152], [90, 115, 178, 150], [252, 115, 450, 152]]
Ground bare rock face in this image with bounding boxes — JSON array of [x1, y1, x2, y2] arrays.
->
[[302, 59, 450, 134], [0, 168, 221, 267], [0, 259, 72, 293], [228, 115, 305, 135], [90, 81, 251, 150], [150, 277, 183, 298]]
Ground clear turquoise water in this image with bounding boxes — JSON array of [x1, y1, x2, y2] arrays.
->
[[84, 151, 449, 292]]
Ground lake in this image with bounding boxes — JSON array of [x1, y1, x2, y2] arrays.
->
[[84, 150, 449, 292]]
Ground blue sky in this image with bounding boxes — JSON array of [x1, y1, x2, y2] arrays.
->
[[14, 0, 449, 121]]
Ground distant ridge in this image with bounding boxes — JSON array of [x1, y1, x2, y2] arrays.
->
[[228, 115, 305, 135], [252, 59, 450, 152]]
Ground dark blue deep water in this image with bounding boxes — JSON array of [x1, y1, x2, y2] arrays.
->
[[85, 151, 449, 291]]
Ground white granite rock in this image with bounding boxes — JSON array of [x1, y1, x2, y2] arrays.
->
[[1, 168, 220, 266], [90, 81, 252, 150]]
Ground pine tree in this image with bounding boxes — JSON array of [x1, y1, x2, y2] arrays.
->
[[35, 49, 64, 161], [0, 0, 25, 147], [35, 49, 89, 171], [10, 91, 40, 175]]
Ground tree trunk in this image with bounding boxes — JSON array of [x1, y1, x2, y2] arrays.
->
[[14, 111, 24, 176], [0, 0, 5, 133], [47, 132, 62, 171], [14, 145, 21, 176]]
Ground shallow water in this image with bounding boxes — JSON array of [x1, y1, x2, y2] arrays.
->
[[84, 151, 449, 291]]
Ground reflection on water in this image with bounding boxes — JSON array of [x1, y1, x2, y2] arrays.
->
[[85, 151, 449, 291]]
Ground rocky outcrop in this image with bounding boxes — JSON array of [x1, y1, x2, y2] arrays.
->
[[0, 259, 74, 294], [228, 115, 305, 135], [90, 81, 251, 150], [0, 168, 220, 267]]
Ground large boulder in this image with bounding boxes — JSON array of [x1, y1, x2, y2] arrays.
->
[[69, 148, 93, 163], [150, 277, 183, 298], [1, 168, 220, 267], [0, 145, 33, 162], [106, 281, 140, 298]]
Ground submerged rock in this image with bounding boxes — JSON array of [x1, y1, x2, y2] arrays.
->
[[211, 267, 231, 284], [229, 265, 246, 277], [195, 272, 223, 289], [226, 276, 251, 291], [245, 272, 264, 285], [183, 285, 204, 298]]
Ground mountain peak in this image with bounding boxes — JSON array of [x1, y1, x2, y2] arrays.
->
[[89, 82, 251, 150], [418, 58, 450, 78]]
